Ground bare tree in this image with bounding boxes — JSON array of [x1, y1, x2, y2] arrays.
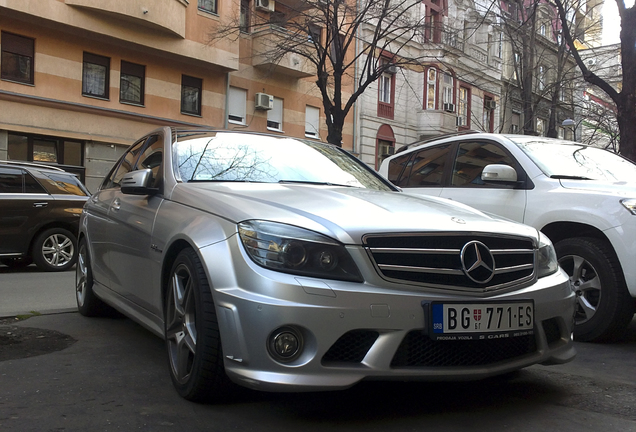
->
[[211, 0, 430, 146], [552, 0, 636, 160]]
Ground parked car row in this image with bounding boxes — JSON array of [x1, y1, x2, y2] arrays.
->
[[5, 127, 634, 403]]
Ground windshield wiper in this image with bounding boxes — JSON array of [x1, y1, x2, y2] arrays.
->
[[278, 180, 354, 187], [550, 175, 592, 180]]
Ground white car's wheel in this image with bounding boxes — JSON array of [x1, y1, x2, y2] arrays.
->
[[556, 237, 635, 342]]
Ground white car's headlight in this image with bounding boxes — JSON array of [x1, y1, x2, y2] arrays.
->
[[620, 198, 636, 215], [238, 220, 363, 282], [537, 232, 559, 278]]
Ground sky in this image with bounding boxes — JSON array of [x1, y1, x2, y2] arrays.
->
[[603, 0, 635, 45]]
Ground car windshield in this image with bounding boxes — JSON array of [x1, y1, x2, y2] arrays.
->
[[508, 136, 636, 182], [173, 131, 394, 191]]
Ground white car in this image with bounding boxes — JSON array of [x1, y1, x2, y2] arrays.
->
[[379, 132, 636, 342], [76, 127, 575, 402]]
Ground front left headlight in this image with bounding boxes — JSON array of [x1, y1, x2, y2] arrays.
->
[[238, 220, 363, 282], [620, 198, 636, 215], [537, 232, 559, 278]]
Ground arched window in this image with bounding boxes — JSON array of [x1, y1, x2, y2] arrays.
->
[[376, 124, 396, 169]]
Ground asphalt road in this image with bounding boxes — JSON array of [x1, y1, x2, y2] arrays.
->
[[1, 266, 636, 431]]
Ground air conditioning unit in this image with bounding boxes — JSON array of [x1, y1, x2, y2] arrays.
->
[[255, 0, 275, 12], [255, 92, 274, 110], [443, 103, 455, 112], [484, 100, 497, 110], [456, 116, 464, 127]]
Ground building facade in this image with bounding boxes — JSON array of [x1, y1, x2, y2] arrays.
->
[[0, 0, 351, 191]]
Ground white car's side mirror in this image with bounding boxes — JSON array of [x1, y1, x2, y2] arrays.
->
[[482, 164, 518, 183]]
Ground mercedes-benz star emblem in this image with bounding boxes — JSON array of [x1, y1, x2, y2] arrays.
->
[[460, 241, 496, 284]]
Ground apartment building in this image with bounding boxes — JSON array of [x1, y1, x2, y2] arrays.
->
[[0, 0, 346, 191]]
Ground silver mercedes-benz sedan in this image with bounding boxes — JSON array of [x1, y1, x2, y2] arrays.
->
[[76, 127, 575, 402]]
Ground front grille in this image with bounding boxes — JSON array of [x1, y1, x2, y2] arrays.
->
[[322, 330, 379, 364], [364, 233, 535, 291], [391, 330, 537, 367]]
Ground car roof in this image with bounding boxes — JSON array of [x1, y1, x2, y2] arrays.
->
[[1, 160, 70, 174]]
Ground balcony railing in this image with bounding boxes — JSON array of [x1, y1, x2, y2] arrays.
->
[[251, 25, 316, 78]]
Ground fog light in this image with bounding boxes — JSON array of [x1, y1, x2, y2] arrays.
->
[[268, 327, 303, 362]]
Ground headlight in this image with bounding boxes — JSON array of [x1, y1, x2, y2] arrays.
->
[[238, 220, 363, 282], [620, 198, 636, 215], [537, 232, 559, 278]]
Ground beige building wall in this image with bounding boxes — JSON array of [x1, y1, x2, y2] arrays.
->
[[0, 0, 353, 191]]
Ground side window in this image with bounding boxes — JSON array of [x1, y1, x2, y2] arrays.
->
[[405, 144, 452, 187], [451, 141, 516, 187], [387, 154, 412, 187], [101, 139, 146, 190], [39, 173, 87, 195], [24, 172, 47, 194], [135, 135, 163, 190], [0, 167, 24, 193]]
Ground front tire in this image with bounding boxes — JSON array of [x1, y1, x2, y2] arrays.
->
[[165, 248, 237, 402], [76, 238, 108, 317], [556, 237, 635, 342], [32, 228, 77, 271]]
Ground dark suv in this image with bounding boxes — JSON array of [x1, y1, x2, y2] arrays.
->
[[0, 161, 90, 271]]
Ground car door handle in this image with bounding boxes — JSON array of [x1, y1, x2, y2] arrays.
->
[[111, 198, 121, 211], [33, 202, 49, 208]]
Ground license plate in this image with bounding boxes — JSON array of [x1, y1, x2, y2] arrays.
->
[[429, 301, 534, 340]]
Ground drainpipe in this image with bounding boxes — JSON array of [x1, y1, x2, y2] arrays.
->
[[224, 71, 230, 130]]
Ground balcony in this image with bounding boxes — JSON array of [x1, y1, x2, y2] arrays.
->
[[64, 0, 186, 38], [417, 110, 459, 136], [251, 25, 317, 78]]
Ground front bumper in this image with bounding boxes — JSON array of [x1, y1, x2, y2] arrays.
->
[[201, 237, 576, 392]]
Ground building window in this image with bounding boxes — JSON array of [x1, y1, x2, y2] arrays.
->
[[1, 32, 35, 85], [267, 97, 283, 131], [228, 87, 246, 124], [422, 0, 444, 43], [7, 133, 85, 180], [538, 65, 546, 91], [198, 0, 217, 14], [82, 52, 110, 99], [181, 75, 202, 116], [426, 67, 437, 109], [308, 24, 322, 44], [305, 105, 320, 138], [378, 58, 395, 119], [240, 0, 251, 33], [536, 118, 546, 136], [120, 61, 145, 105], [483, 96, 495, 132], [458, 86, 470, 128], [511, 112, 521, 133], [442, 72, 454, 106]]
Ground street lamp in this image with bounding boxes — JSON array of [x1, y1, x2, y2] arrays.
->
[[562, 118, 576, 141]]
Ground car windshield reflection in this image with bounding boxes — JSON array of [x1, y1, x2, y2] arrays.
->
[[174, 131, 393, 191]]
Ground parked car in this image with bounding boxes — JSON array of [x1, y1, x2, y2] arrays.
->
[[379, 132, 636, 342], [77, 127, 575, 402], [0, 161, 89, 271]]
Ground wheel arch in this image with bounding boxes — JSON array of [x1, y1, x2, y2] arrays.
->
[[161, 239, 201, 313]]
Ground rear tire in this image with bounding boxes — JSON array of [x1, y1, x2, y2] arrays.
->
[[164, 248, 238, 402], [556, 237, 635, 342], [76, 238, 109, 317], [32, 228, 77, 272]]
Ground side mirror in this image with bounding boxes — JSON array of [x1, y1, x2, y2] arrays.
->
[[121, 169, 159, 196], [481, 164, 518, 184]]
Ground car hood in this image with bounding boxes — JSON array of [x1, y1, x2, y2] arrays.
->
[[559, 179, 636, 197], [170, 183, 538, 244]]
